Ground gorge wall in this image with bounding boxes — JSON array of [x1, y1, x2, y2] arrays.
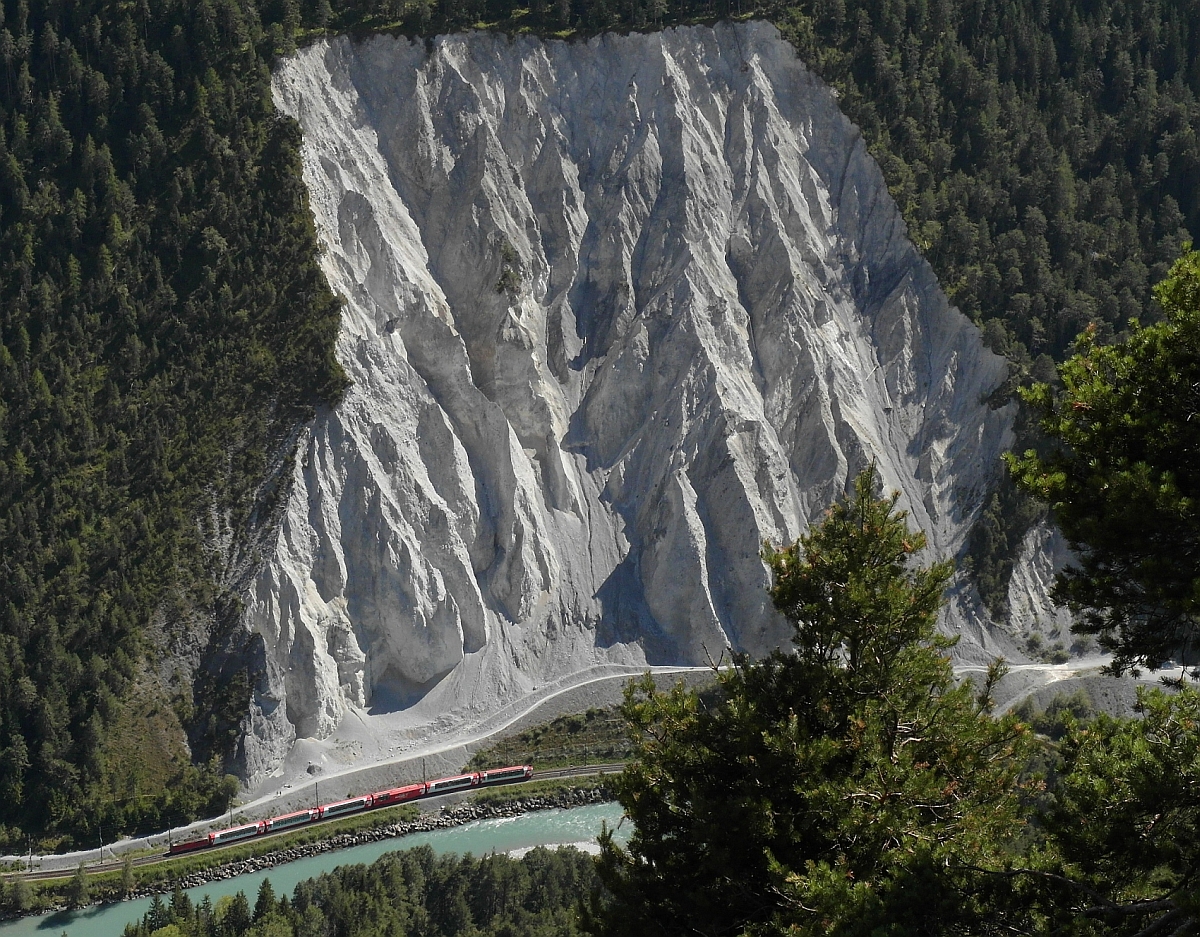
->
[[247, 21, 1017, 785]]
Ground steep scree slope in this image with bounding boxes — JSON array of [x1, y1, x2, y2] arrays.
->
[[252, 22, 1013, 784]]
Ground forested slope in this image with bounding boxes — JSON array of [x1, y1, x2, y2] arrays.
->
[[0, 0, 346, 849], [1, 0, 1198, 849]]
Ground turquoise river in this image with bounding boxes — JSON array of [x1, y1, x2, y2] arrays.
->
[[0, 802, 626, 937]]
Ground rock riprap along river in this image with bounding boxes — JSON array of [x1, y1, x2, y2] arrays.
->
[[244, 21, 1021, 786], [0, 802, 625, 937]]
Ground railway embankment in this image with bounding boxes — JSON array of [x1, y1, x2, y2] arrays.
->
[[0, 783, 613, 920], [171, 785, 611, 888]]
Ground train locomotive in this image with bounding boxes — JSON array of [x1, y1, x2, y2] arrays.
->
[[168, 765, 533, 856]]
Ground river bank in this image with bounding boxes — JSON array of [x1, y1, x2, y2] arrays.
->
[[2, 785, 615, 921], [161, 785, 614, 894], [0, 802, 628, 937]]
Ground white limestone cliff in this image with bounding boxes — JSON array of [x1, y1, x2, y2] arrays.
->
[[1007, 520, 1075, 638], [248, 21, 1014, 785]]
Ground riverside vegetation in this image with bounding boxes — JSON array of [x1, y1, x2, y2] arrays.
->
[[0, 785, 609, 917], [0, 802, 422, 915], [2, 0, 1200, 853], [116, 849, 601, 937]]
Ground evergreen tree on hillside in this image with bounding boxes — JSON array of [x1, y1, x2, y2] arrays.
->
[[1011, 248, 1200, 675], [1030, 686, 1200, 934], [589, 468, 1033, 936]]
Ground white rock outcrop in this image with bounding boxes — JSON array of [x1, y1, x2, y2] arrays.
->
[[1007, 520, 1075, 636], [249, 21, 1013, 784]]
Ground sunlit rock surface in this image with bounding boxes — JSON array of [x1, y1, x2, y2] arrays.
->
[[248, 22, 1014, 784], [1008, 520, 1075, 637]]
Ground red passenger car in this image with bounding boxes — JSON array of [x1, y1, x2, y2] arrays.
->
[[370, 783, 427, 808]]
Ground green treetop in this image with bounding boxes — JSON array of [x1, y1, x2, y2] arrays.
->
[[590, 467, 1032, 937], [1010, 248, 1200, 677], [1029, 686, 1200, 935]]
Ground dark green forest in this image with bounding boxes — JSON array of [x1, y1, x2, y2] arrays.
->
[[0, 0, 346, 848], [118, 846, 598, 937], [2, 0, 1199, 848]]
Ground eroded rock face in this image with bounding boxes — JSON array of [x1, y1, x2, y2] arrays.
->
[[1008, 520, 1075, 637], [248, 22, 1012, 783]]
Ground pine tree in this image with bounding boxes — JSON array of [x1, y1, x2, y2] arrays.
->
[[254, 879, 277, 922], [1011, 248, 1200, 676], [65, 863, 89, 910], [591, 467, 1032, 936], [1037, 686, 1200, 934], [224, 892, 252, 934], [121, 852, 135, 897]]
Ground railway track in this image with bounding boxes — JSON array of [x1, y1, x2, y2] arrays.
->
[[531, 762, 626, 781], [5, 762, 628, 882], [14, 847, 170, 882]]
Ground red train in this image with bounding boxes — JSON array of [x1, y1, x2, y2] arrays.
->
[[168, 765, 533, 855]]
